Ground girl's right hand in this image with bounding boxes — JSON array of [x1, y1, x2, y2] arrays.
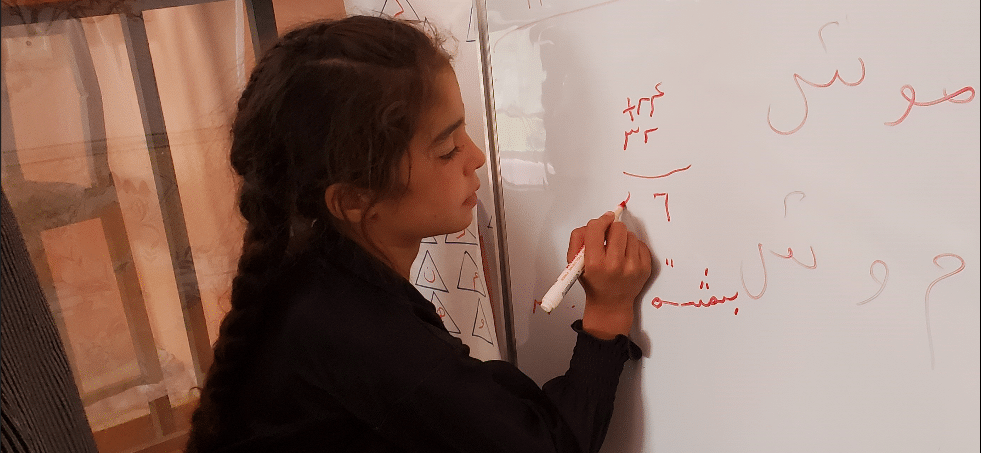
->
[[566, 212, 653, 340]]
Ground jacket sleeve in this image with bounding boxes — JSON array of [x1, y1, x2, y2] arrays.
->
[[540, 320, 643, 453], [318, 315, 641, 453], [287, 267, 642, 453]]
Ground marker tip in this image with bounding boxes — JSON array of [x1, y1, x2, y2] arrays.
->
[[619, 192, 631, 208]]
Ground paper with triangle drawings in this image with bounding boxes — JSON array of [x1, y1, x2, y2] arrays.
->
[[408, 208, 501, 361]]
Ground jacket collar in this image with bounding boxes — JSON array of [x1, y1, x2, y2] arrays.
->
[[314, 227, 466, 352], [316, 226, 407, 297]]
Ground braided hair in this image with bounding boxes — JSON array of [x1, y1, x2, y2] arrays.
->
[[185, 16, 451, 451]]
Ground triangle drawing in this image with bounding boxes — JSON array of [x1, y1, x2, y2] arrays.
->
[[421, 236, 438, 244], [456, 250, 486, 296], [414, 250, 448, 292], [376, 0, 421, 21], [445, 226, 478, 245], [465, 5, 477, 43], [471, 298, 494, 345], [430, 292, 461, 334]]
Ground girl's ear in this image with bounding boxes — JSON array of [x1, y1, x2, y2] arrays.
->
[[324, 183, 371, 224]]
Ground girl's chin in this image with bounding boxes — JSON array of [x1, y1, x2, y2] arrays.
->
[[464, 193, 478, 207], [445, 214, 474, 237]]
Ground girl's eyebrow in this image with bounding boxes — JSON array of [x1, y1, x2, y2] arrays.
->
[[430, 118, 465, 145]]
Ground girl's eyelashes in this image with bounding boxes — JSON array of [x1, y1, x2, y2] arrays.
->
[[439, 146, 461, 160]]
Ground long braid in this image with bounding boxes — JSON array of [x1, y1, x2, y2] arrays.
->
[[185, 17, 451, 451], [188, 24, 353, 451], [186, 52, 293, 451]]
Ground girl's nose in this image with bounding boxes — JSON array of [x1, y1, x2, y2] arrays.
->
[[466, 132, 486, 172]]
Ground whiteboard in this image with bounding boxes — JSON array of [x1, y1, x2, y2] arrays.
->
[[482, 0, 980, 451]]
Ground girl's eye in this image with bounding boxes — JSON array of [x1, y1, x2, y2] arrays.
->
[[439, 147, 461, 160]]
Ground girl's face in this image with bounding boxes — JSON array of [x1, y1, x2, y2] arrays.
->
[[366, 67, 486, 247]]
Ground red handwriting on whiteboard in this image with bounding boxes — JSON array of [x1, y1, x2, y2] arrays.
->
[[622, 84, 665, 150], [741, 244, 769, 299], [621, 165, 691, 222], [767, 22, 866, 135], [623, 128, 641, 150], [652, 292, 739, 308], [623, 164, 692, 179], [652, 267, 740, 309], [623, 84, 665, 121], [623, 99, 637, 121], [853, 253, 969, 369], [923, 253, 965, 369], [740, 243, 819, 299], [783, 191, 806, 218], [643, 128, 658, 143], [650, 267, 742, 314], [767, 58, 866, 135], [623, 125, 658, 149], [818, 21, 838, 52], [884, 85, 976, 126], [652, 193, 671, 222], [856, 260, 889, 305], [770, 246, 817, 269]]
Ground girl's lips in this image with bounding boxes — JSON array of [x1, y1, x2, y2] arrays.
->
[[465, 192, 478, 207]]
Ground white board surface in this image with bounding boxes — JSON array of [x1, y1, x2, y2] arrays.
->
[[484, 0, 980, 451]]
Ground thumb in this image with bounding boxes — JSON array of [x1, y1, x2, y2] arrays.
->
[[568, 226, 586, 263]]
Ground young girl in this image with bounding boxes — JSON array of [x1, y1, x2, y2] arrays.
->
[[186, 15, 652, 453]]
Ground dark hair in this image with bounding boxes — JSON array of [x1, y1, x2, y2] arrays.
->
[[185, 16, 451, 451]]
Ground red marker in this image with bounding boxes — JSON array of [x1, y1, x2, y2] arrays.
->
[[540, 193, 630, 312]]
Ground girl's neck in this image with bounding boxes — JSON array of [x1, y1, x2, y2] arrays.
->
[[343, 223, 420, 280], [376, 240, 421, 280]]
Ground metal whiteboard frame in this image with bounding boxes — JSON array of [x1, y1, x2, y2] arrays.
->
[[474, 0, 517, 365]]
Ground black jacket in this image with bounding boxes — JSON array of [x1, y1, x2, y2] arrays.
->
[[226, 229, 641, 452]]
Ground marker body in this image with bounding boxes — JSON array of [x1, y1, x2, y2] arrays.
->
[[541, 246, 585, 312], [540, 205, 624, 313]]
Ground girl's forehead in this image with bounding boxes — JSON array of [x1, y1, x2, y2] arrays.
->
[[414, 71, 465, 147]]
